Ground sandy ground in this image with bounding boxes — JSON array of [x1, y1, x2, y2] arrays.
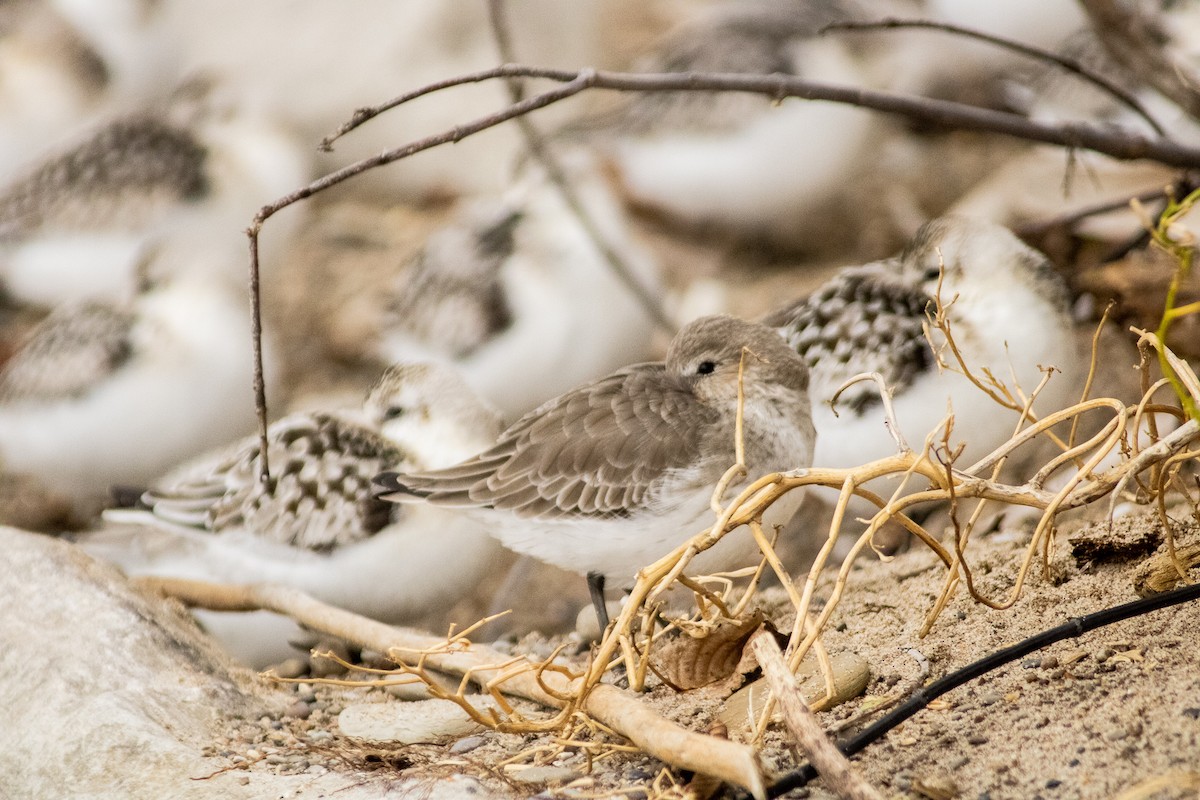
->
[[187, 495, 1199, 800]]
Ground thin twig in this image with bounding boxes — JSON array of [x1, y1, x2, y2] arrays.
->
[[821, 18, 1167, 136], [749, 630, 883, 800], [485, 0, 674, 334], [246, 231, 271, 484], [1013, 183, 1183, 240]]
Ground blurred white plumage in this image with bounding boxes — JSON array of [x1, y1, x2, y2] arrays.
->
[[84, 362, 504, 667], [0, 80, 310, 307], [573, 0, 879, 247], [373, 157, 663, 418], [0, 269, 272, 515]]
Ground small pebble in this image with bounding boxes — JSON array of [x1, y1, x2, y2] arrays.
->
[[506, 765, 580, 785], [238, 776, 250, 786], [1104, 729, 1127, 742], [1094, 648, 1113, 663], [979, 693, 1002, 706], [1184, 708, 1200, 720], [1021, 658, 1040, 669], [967, 734, 988, 746], [308, 730, 332, 742], [450, 735, 486, 754], [1040, 656, 1059, 670], [273, 658, 307, 680], [948, 757, 969, 770], [1046, 779, 1062, 788], [284, 701, 311, 720]]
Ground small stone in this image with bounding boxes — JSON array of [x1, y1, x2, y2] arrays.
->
[[272, 658, 307, 680], [967, 734, 988, 746], [284, 701, 311, 720], [238, 776, 250, 786], [338, 699, 488, 744], [948, 757, 969, 770], [1104, 729, 1127, 742], [1068, 759, 1080, 767], [307, 730, 332, 742], [1040, 656, 1059, 670], [1046, 779, 1062, 788], [450, 735, 486, 754], [1094, 648, 1113, 663], [1184, 708, 1200, 719], [979, 692, 1002, 706], [505, 765, 580, 785], [1021, 658, 1040, 669]]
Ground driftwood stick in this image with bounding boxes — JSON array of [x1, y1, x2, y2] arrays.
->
[[750, 630, 882, 800], [135, 577, 766, 799]]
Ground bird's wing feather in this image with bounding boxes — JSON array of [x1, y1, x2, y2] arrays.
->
[[143, 413, 409, 551], [0, 115, 208, 238], [768, 263, 932, 415], [0, 301, 135, 403], [378, 365, 724, 519]]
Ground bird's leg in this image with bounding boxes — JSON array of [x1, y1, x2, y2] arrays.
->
[[587, 571, 610, 633]]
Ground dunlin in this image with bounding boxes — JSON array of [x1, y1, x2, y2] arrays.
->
[[376, 314, 816, 629], [87, 362, 504, 667]]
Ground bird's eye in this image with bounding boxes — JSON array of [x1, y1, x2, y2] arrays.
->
[[922, 266, 942, 283], [695, 360, 717, 375], [383, 405, 407, 421]]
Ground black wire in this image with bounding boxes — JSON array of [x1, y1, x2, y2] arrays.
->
[[766, 581, 1200, 798]]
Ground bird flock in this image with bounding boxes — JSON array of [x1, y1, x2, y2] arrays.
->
[[0, 0, 1191, 666]]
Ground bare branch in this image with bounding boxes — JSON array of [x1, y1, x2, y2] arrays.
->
[[317, 65, 1200, 168], [246, 230, 271, 484], [822, 17, 1167, 136]]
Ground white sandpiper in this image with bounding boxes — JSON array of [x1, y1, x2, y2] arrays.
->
[[84, 361, 506, 667]]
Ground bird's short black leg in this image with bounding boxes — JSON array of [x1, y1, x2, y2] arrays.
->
[[587, 571, 610, 634]]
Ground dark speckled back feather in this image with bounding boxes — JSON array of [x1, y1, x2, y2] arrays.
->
[[766, 262, 932, 414], [0, 301, 135, 403], [143, 413, 409, 552], [385, 209, 519, 358], [379, 364, 726, 520], [0, 114, 209, 239]]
